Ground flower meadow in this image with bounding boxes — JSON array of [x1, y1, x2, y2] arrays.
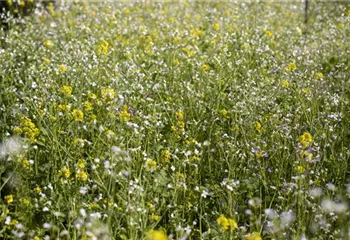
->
[[0, 1, 350, 239]]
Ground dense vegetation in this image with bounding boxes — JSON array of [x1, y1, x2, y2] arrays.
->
[[0, 1, 349, 239]]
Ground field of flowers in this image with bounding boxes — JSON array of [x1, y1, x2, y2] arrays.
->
[[0, 1, 349, 239]]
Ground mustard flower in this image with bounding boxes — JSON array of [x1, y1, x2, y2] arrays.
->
[[97, 40, 109, 56], [59, 167, 71, 178], [20, 198, 30, 206], [77, 159, 86, 169], [119, 105, 131, 122], [255, 121, 262, 133], [60, 85, 72, 96], [21, 117, 40, 142], [280, 80, 290, 87], [201, 64, 210, 71], [219, 109, 228, 118], [213, 23, 220, 31], [298, 132, 313, 148], [13, 127, 23, 135], [72, 109, 84, 121], [161, 150, 171, 163], [84, 101, 93, 111], [216, 215, 237, 231], [286, 62, 297, 72], [58, 64, 67, 72], [145, 159, 157, 172], [265, 30, 273, 37], [57, 104, 71, 112], [315, 72, 324, 80], [34, 186, 41, 193], [146, 230, 167, 240], [43, 40, 53, 48], [101, 88, 115, 100], [5, 195, 13, 204], [76, 170, 88, 181]]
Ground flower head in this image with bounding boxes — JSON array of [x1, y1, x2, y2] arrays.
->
[[72, 109, 84, 121], [60, 85, 72, 96], [146, 230, 167, 240]]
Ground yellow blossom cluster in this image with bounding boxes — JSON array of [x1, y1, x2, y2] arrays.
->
[[119, 105, 131, 122], [245, 232, 262, 240], [146, 230, 167, 240], [298, 132, 313, 148], [72, 109, 84, 121], [145, 158, 157, 172], [58, 167, 71, 179], [101, 87, 115, 100], [171, 111, 185, 133], [60, 85, 72, 97], [97, 40, 109, 56], [216, 215, 238, 231], [20, 117, 40, 142], [286, 62, 297, 72], [160, 150, 171, 163]]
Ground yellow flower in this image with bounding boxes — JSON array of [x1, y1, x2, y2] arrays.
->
[[19, 0, 25, 7], [296, 165, 305, 174], [301, 151, 313, 161], [77, 159, 86, 169], [176, 111, 184, 121], [213, 23, 220, 31], [13, 127, 23, 135], [119, 105, 131, 122], [201, 64, 210, 72], [73, 138, 85, 147], [58, 64, 67, 72], [145, 159, 157, 172], [43, 40, 53, 48], [216, 215, 237, 231], [298, 132, 313, 148], [59, 167, 71, 178], [60, 85, 72, 96], [34, 186, 41, 193], [315, 72, 324, 80], [88, 92, 97, 100], [265, 30, 273, 37], [7, 0, 12, 6], [5, 195, 13, 204], [255, 121, 262, 133], [101, 88, 115, 100], [150, 213, 161, 221], [286, 62, 297, 72], [57, 104, 71, 112], [146, 230, 167, 240], [228, 218, 238, 230], [10, 219, 18, 226], [72, 109, 84, 121], [21, 117, 40, 142], [219, 109, 228, 118], [161, 150, 171, 163], [280, 80, 290, 87], [76, 170, 88, 181], [84, 101, 93, 111], [97, 40, 109, 56], [245, 232, 262, 240], [20, 198, 30, 206]]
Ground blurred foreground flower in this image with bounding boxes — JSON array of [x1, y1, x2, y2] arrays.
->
[[146, 230, 167, 240]]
